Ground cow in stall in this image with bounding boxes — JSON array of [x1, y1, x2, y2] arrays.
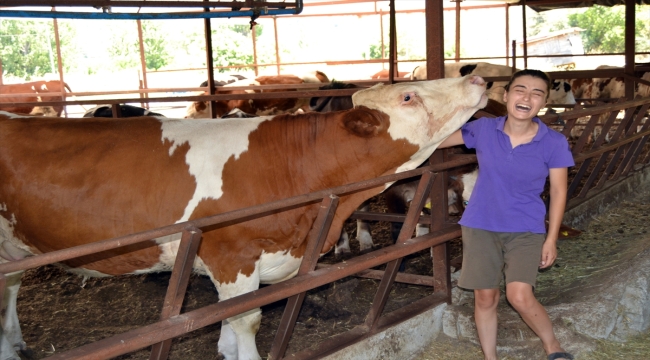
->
[[0, 75, 488, 360], [560, 65, 650, 141], [411, 62, 576, 106], [370, 69, 410, 79], [309, 81, 507, 256], [185, 71, 329, 119], [0, 80, 72, 116], [83, 104, 166, 118]]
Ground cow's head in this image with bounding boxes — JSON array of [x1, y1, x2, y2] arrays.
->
[[548, 80, 576, 105], [351, 75, 488, 155]]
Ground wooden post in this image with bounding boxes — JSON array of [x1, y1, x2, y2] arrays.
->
[[273, 16, 281, 75], [52, 10, 67, 117], [425, 0, 445, 80], [136, 19, 149, 109], [624, 0, 635, 100]]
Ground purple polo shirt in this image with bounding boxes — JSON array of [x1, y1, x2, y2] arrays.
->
[[459, 116, 575, 233]]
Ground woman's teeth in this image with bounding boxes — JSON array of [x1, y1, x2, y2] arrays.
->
[[516, 104, 531, 111]]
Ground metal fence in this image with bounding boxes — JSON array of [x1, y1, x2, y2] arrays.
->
[[1, 95, 650, 359]]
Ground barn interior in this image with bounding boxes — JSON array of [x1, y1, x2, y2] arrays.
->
[[1, 1, 650, 359]]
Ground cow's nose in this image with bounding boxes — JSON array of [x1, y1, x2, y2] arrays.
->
[[469, 75, 486, 86]]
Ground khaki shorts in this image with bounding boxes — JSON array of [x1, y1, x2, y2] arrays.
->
[[458, 226, 546, 289]]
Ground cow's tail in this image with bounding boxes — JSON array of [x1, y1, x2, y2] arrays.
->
[[63, 82, 72, 93]]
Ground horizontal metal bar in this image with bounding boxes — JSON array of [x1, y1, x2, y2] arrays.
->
[[1, 0, 293, 8], [0, 157, 474, 275], [0, 8, 301, 20], [42, 225, 460, 359]]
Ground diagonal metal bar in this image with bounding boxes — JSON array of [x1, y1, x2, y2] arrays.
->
[[268, 195, 340, 360], [363, 170, 436, 331], [149, 225, 203, 360], [595, 107, 641, 188], [613, 103, 650, 178], [622, 110, 650, 176], [571, 108, 621, 198]]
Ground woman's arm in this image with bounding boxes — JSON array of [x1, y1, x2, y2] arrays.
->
[[540, 167, 568, 269], [438, 129, 465, 148]]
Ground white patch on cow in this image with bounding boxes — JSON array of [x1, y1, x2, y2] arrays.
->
[[156, 117, 275, 276], [461, 169, 479, 203], [258, 250, 302, 284], [210, 261, 264, 359], [0, 111, 28, 119], [0, 213, 36, 262], [160, 117, 270, 222]]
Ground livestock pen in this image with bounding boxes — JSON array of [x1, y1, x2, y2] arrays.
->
[[2, 93, 650, 359]]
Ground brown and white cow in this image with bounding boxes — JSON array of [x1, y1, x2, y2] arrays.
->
[[0, 80, 71, 116], [412, 62, 576, 106], [0, 75, 488, 360], [185, 71, 329, 119], [370, 69, 410, 79]]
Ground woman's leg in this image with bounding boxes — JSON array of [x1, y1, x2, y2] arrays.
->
[[474, 288, 500, 360], [505, 282, 567, 356]]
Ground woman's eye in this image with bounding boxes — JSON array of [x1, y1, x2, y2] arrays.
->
[[463, 200, 469, 206]]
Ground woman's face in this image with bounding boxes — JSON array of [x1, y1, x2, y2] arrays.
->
[[502, 75, 548, 121]]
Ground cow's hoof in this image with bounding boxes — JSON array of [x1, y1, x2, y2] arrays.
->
[[13, 341, 26, 352], [359, 246, 376, 255], [334, 252, 353, 261], [19, 347, 35, 360]]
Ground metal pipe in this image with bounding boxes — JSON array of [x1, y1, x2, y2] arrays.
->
[[0, 1, 304, 20]]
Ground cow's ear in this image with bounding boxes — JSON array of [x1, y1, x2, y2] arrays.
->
[[341, 106, 388, 137]]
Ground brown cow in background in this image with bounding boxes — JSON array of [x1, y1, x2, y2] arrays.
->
[[0, 80, 71, 116]]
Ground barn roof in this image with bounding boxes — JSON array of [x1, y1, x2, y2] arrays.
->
[[512, 0, 650, 12]]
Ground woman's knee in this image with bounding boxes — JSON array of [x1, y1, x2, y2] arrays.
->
[[474, 289, 500, 309], [506, 282, 536, 309]]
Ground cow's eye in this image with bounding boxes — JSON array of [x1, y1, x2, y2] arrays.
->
[[404, 94, 411, 102]]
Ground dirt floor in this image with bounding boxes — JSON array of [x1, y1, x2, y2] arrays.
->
[[14, 186, 650, 360]]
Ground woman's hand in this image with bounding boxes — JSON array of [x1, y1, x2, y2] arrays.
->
[[539, 239, 558, 269]]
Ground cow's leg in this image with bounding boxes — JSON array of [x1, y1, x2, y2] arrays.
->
[[215, 267, 262, 360], [355, 202, 374, 253], [0, 270, 25, 360], [335, 230, 351, 256]]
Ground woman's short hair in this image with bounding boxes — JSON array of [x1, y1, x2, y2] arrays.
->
[[504, 69, 552, 100]]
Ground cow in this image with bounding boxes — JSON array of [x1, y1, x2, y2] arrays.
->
[[307, 81, 507, 256], [411, 62, 576, 105], [0, 80, 71, 116], [185, 71, 329, 119], [308, 81, 359, 113], [370, 69, 410, 79], [83, 104, 166, 118], [0, 75, 488, 360], [28, 106, 59, 117]]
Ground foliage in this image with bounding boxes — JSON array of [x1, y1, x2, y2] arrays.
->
[[365, 43, 388, 60], [107, 23, 140, 70], [567, 6, 625, 53], [210, 24, 262, 73], [0, 19, 77, 79], [141, 21, 171, 71]]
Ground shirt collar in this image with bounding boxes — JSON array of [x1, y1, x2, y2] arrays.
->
[[496, 115, 548, 142]]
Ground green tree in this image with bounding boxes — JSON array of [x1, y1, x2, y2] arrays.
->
[[141, 21, 171, 70], [107, 24, 139, 70], [210, 24, 259, 73], [0, 19, 69, 79], [568, 6, 624, 53]]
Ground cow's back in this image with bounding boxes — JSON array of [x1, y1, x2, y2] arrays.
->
[[0, 115, 197, 274]]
